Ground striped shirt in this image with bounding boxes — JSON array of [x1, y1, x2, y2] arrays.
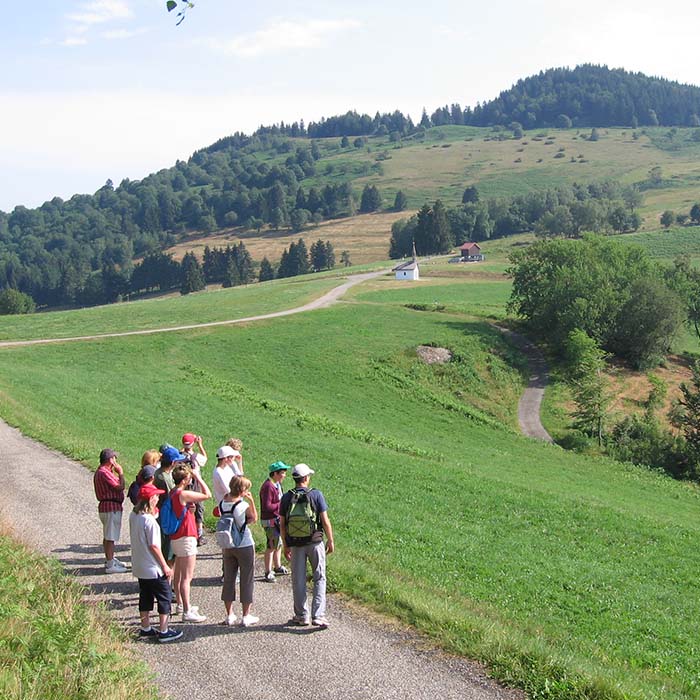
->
[[94, 465, 124, 513]]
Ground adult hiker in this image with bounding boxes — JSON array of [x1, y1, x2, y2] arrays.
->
[[93, 448, 129, 574], [182, 433, 208, 545], [170, 464, 212, 623], [279, 463, 334, 628], [226, 437, 244, 475], [129, 482, 183, 643], [212, 445, 238, 512], [259, 460, 290, 582], [219, 475, 259, 627]]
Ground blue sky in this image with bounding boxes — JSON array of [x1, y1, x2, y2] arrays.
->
[[2, 0, 698, 212]]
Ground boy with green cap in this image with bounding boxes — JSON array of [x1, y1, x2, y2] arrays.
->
[[259, 461, 290, 582]]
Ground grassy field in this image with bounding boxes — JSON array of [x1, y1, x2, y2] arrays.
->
[[0, 275, 341, 342], [2, 271, 700, 699], [0, 520, 157, 700]]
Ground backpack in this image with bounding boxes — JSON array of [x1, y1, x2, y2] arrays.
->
[[215, 500, 246, 549], [284, 489, 318, 546], [159, 491, 186, 536], [127, 479, 141, 506]]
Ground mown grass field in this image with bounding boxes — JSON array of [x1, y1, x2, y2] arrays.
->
[[2, 268, 700, 699]]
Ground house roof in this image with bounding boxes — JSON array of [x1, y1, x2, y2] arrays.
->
[[460, 242, 481, 252], [392, 260, 419, 272]]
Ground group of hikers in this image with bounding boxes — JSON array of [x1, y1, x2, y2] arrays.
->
[[93, 433, 334, 643]]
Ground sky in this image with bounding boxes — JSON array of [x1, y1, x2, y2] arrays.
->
[[2, 0, 700, 212]]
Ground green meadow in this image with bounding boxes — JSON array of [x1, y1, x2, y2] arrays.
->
[[2, 269, 700, 699]]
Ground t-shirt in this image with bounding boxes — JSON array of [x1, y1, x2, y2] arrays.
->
[[153, 467, 175, 508], [220, 499, 255, 549], [212, 464, 235, 505], [280, 487, 328, 545], [129, 511, 163, 579]]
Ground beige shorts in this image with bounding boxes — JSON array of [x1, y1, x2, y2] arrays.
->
[[98, 510, 122, 542], [171, 536, 198, 558]]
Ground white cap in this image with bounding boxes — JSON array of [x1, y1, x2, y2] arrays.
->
[[216, 445, 236, 459], [292, 463, 315, 478]]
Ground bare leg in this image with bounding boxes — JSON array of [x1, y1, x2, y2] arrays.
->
[[104, 539, 115, 561]]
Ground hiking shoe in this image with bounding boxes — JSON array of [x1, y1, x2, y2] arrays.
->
[[291, 616, 310, 626], [264, 571, 276, 582], [224, 613, 237, 626], [197, 535, 207, 546], [182, 610, 207, 623], [105, 560, 128, 574], [241, 614, 259, 627], [312, 617, 329, 629], [273, 566, 289, 575], [158, 628, 183, 643], [138, 627, 158, 638]]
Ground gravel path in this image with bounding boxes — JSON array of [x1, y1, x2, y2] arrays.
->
[[497, 327, 554, 443], [0, 420, 523, 700]]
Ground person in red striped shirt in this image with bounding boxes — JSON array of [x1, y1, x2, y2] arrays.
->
[[93, 448, 129, 574]]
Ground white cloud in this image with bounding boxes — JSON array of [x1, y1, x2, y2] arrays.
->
[[203, 18, 362, 58], [102, 27, 148, 40], [61, 37, 89, 47], [66, 0, 133, 26]]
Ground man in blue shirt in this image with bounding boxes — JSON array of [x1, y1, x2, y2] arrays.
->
[[280, 463, 334, 628]]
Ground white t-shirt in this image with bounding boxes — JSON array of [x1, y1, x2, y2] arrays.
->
[[129, 512, 163, 579], [212, 464, 235, 504], [220, 499, 255, 548]]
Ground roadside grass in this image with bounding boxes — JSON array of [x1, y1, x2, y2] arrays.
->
[[0, 520, 158, 700], [0, 275, 341, 342], [2, 297, 700, 698]]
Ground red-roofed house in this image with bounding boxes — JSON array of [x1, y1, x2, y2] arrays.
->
[[459, 242, 484, 262]]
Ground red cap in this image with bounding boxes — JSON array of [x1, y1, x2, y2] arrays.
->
[[138, 483, 165, 500], [182, 433, 197, 445]]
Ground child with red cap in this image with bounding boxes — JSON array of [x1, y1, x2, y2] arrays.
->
[[129, 483, 183, 643]]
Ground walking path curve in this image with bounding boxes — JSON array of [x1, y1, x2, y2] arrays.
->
[[0, 270, 387, 348], [0, 420, 523, 700], [497, 326, 554, 443]]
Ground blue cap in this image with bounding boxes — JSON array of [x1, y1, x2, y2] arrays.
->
[[161, 445, 188, 465]]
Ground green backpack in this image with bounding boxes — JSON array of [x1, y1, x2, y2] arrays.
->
[[285, 489, 318, 545]]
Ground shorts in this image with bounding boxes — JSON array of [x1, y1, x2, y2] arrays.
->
[[98, 510, 122, 542], [138, 576, 172, 615], [264, 525, 281, 550], [171, 536, 197, 558]]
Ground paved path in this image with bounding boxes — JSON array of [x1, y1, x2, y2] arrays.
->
[[0, 420, 523, 700]]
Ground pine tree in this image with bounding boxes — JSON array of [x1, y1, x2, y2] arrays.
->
[[180, 252, 206, 295], [259, 257, 275, 282], [340, 250, 352, 267], [310, 240, 327, 271], [324, 241, 336, 269], [222, 258, 241, 288], [393, 190, 407, 211]]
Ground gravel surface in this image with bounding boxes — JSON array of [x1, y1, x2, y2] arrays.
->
[[0, 419, 524, 700]]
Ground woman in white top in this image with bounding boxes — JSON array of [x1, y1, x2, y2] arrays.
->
[[220, 475, 258, 627]]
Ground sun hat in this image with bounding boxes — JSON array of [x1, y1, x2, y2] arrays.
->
[[269, 460, 290, 474], [99, 448, 118, 464], [138, 483, 166, 500], [292, 463, 314, 478], [216, 445, 236, 459]]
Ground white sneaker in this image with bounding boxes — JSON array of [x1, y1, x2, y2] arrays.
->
[[241, 614, 259, 627], [225, 613, 237, 626], [105, 560, 128, 574], [182, 609, 207, 623], [112, 557, 129, 568], [264, 571, 276, 582]]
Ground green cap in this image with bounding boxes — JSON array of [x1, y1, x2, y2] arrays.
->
[[269, 460, 290, 474]]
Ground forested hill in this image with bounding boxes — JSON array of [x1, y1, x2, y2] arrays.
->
[[471, 65, 700, 129], [3, 63, 700, 310]]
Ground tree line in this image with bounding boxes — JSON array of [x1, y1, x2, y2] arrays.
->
[[388, 180, 643, 259]]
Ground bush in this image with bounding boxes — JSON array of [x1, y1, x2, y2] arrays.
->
[[0, 288, 35, 315]]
